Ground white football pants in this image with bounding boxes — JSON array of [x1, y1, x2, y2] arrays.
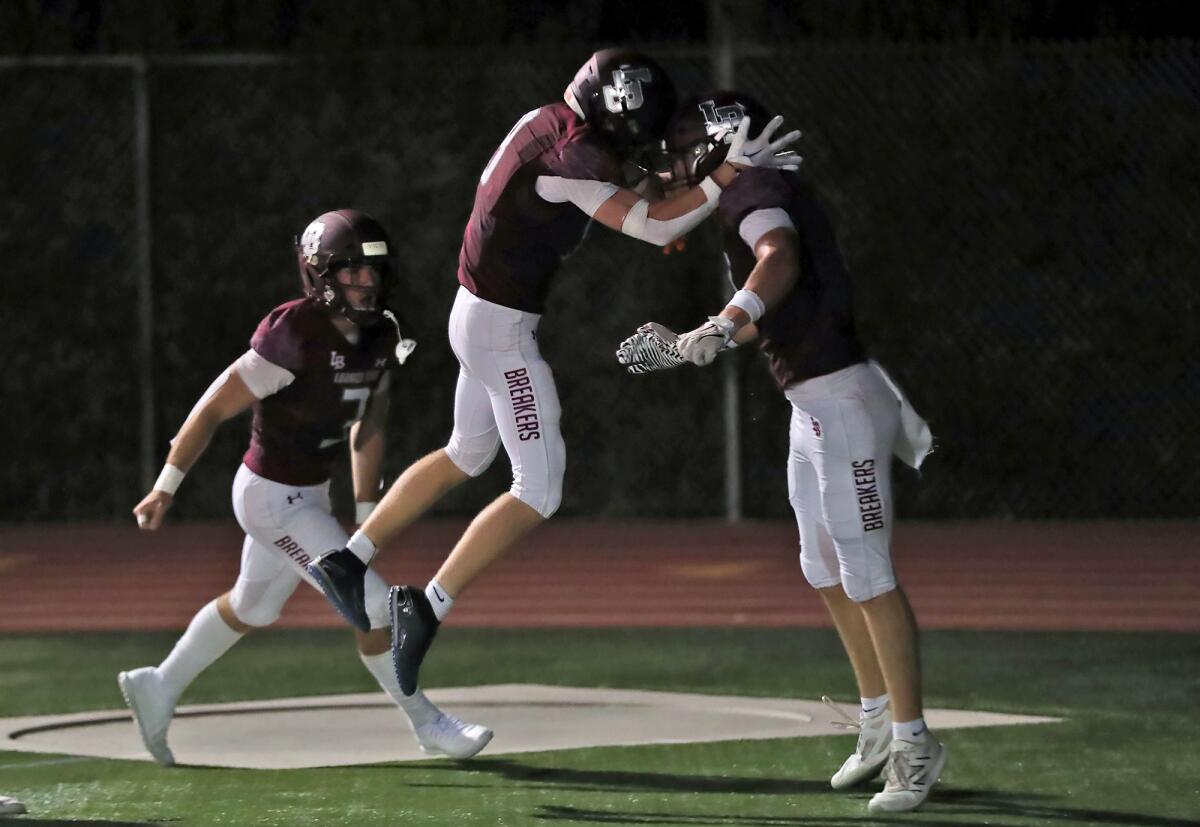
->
[[786, 362, 904, 603], [443, 287, 565, 518], [228, 463, 391, 629]]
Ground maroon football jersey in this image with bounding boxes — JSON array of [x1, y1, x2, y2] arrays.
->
[[242, 298, 398, 486], [719, 168, 865, 389], [458, 102, 623, 314]]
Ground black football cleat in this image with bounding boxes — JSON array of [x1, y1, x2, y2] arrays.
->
[[390, 585, 441, 697], [306, 548, 371, 632]]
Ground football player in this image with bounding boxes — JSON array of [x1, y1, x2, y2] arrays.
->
[[305, 50, 801, 700], [122, 209, 492, 766], [616, 93, 944, 814]]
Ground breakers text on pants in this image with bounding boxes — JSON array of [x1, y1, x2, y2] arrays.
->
[[505, 368, 541, 441], [852, 459, 885, 532]]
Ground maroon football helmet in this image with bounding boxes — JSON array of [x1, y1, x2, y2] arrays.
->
[[296, 209, 394, 327], [566, 48, 677, 157], [661, 91, 772, 186]]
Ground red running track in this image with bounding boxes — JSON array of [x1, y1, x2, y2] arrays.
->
[[0, 520, 1197, 633]]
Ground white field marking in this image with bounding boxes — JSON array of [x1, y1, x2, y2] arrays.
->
[[0, 684, 1060, 771]]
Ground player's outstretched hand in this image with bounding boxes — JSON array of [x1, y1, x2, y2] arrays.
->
[[616, 323, 687, 375], [676, 316, 736, 367], [133, 490, 173, 531], [726, 116, 802, 171]]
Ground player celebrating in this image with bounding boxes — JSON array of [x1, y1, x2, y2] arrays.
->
[[121, 209, 491, 766], [305, 50, 801, 699], [617, 93, 944, 814]]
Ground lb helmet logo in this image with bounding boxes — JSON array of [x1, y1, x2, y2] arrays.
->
[[301, 220, 325, 257], [603, 67, 652, 113]]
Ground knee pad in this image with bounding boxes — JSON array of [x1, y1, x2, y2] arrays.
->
[[445, 429, 501, 477], [510, 476, 563, 519], [842, 576, 897, 604], [799, 547, 841, 591], [229, 578, 286, 627]]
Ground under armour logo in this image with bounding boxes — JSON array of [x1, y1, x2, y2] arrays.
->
[[602, 67, 652, 113], [287, 492, 304, 504]]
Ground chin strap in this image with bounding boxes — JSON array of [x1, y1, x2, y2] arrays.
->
[[382, 310, 417, 365]]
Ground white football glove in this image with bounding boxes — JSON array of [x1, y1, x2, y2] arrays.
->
[[676, 316, 737, 367], [616, 323, 687, 375], [725, 115, 803, 171]]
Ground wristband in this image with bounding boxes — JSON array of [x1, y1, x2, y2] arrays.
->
[[726, 288, 766, 323], [153, 464, 185, 495], [355, 501, 377, 525]]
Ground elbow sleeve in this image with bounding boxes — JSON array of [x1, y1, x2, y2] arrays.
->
[[621, 196, 718, 246]]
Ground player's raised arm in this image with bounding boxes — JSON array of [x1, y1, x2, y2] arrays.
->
[[132, 353, 290, 530], [535, 115, 801, 247]]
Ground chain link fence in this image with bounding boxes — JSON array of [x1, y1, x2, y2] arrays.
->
[[2, 42, 1196, 522]]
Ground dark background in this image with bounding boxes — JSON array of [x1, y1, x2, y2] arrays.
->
[[1, 1, 1196, 522]]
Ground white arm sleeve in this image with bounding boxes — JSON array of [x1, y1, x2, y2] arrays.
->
[[738, 207, 796, 248], [233, 349, 295, 399], [619, 177, 722, 246], [534, 176, 620, 217]]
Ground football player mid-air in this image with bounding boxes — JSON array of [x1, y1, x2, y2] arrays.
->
[[305, 50, 801, 700], [123, 210, 492, 766], [616, 93, 944, 814]]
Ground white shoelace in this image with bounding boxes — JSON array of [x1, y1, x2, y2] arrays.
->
[[822, 695, 886, 759]]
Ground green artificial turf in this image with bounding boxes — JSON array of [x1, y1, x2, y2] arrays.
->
[[1, 628, 1198, 826]]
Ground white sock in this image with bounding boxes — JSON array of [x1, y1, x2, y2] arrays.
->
[[359, 650, 437, 726], [861, 693, 890, 718], [157, 600, 243, 703], [425, 579, 454, 622], [893, 717, 928, 742], [346, 530, 377, 565]]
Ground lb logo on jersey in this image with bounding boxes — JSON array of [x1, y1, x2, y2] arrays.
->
[[330, 352, 346, 370], [810, 417, 822, 438], [603, 67, 652, 113], [301, 220, 325, 258]]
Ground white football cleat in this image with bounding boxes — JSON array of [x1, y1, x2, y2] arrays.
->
[[824, 696, 893, 789], [868, 730, 948, 813], [0, 794, 27, 815], [117, 667, 176, 767], [414, 712, 494, 759]]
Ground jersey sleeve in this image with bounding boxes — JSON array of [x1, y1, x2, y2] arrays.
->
[[250, 307, 307, 372], [719, 168, 794, 230], [544, 134, 623, 185], [233, 349, 295, 399], [738, 207, 796, 249]]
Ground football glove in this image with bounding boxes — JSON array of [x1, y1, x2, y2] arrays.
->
[[677, 316, 737, 367], [616, 322, 687, 375], [725, 115, 803, 171]]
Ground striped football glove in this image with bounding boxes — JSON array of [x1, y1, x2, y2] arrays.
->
[[616, 323, 687, 375]]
